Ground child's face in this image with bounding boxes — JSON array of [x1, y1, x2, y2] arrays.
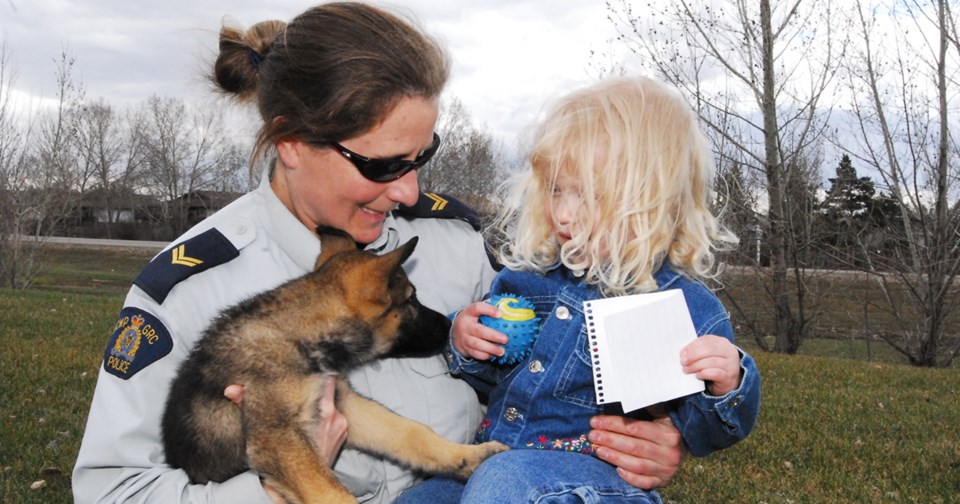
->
[[546, 168, 586, 248]]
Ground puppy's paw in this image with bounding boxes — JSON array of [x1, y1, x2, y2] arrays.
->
[[450, 441, 510, 480]]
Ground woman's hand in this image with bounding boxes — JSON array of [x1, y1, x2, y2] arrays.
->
[[451, 301, 508, 360], [311, 374, 350, 463], [224, 376, 347, 463], [588, 414, 684, 490], [224, 375, 349, 502]]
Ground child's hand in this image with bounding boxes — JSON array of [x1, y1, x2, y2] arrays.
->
[[680, 335, 742, 396], [452, 301, 509, 361]]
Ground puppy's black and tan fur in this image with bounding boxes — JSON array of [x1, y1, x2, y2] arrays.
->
[[161, 233, 507, 503]]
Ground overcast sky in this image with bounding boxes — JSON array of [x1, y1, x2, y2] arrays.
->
[[1, 0, 631, 145]]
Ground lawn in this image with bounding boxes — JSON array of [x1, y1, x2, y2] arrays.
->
[[662, 351, 959, 503], [1, 244, 153, 503], [1, 244, 958, 503]]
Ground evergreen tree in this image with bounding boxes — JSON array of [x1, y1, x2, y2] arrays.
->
[[716, 160, 760, 265], [818, 155, 877, 268], [824, 154, 875, 219]]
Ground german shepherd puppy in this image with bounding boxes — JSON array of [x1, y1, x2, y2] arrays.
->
[[161, 232, 507, 503]]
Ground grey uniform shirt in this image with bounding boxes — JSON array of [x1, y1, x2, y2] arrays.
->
[[73, 175, 494, 503]]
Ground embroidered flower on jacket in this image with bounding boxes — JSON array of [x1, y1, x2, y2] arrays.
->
[[473, 419, 493, 443], [525, 434, 596, 454]]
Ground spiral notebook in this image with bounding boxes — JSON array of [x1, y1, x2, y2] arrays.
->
[[584, 290, 704, 413]]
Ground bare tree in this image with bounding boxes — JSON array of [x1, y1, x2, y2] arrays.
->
[[72, 100, 151, 237], [215, 142, 256, 194], [0, 40, 38, 288], [74, 101, 123, 186], [139, 95, 237, 237], [608, 0, 846, 353], [35, 48, 85, 235], [120, 103, 149, 193], [421, 97, 507, 216], [841, 0, 960, 367], [0, 46, 87, 288]]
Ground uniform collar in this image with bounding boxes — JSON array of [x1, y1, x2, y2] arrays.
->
[[256, 168, 405, 266], [363, 213, 400, 255], [257, 169, 322, 272]]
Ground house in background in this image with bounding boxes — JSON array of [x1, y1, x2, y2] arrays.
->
[[175, 190, 244, 227], [71, 189, 242, 240]]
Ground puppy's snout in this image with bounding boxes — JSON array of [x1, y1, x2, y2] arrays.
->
[[385, 303, 452, 358]]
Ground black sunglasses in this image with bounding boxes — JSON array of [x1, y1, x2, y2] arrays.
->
[[326, 132, 441, 182]]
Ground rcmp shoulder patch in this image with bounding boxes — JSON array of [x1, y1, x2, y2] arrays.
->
[[133, 228, 239, 304], [395, 192, 482, 231], [103, 307, 173, 380]]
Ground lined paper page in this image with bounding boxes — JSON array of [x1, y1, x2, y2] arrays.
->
[[586, 290, 703, 413]]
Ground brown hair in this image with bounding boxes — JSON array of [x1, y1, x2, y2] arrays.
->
[[211, 2, 450, 162]]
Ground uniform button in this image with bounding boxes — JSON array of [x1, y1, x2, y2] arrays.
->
[[528, 360, 544, 373], [236, 224, 248, 235], [556, 306, 570, 320], [504, 407, 520, 422]]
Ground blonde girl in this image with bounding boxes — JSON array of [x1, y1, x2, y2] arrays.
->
[[398, 76, 761, 504]]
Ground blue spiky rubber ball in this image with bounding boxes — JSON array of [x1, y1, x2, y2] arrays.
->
[[479, 293, 541, 365]]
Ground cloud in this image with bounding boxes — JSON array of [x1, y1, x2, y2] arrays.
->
[[2, 0, 619, 144], [421, 0, 619, 142]]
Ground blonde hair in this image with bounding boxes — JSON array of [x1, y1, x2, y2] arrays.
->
[[492, 76, 737, 296]]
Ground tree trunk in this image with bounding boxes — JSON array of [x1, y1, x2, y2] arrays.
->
[[760, 0, 799, 354]]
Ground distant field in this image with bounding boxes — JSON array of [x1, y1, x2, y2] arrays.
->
[[1, 243, 957, 503], [28, 243, 159, 294], [720, 265, 960, 368]]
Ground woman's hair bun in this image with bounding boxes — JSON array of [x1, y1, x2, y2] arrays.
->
[[211, 19, 286, 100]]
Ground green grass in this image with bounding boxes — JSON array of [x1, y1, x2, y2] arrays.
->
[[2, 244, 959, 502], [661, 352, 960, 503], [29, 245, 157, 294], [1, 245, 152, 503], [1, 290, 125, 503]]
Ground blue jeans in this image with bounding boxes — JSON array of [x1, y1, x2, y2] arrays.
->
[[396, 450, 663, 504]]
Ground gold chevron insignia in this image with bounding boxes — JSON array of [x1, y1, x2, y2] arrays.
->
[[425, 193, 448, 211], [171, 244, 203, 267]]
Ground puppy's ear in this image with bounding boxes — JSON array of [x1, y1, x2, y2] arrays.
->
[[315, 227, 360, 268], [394, 236, 419, 264], [371, 237, 419, 282]]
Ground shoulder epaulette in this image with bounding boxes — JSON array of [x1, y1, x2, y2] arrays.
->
[[133, 228, 240, 304], [395, 192, 482, 231]]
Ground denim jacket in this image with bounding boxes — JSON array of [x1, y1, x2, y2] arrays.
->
[[445, 263, 761, 458]]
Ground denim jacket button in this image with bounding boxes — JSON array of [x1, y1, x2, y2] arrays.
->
[[728, 396, 742, 408], [528, 360, 544, 373], [504, 407, 520, 421], [555, 306, 571, 320]]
